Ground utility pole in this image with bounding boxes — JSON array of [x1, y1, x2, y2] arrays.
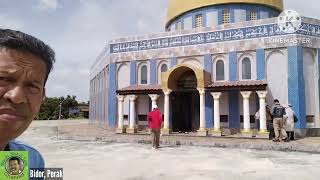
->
[[59, 102, 62, 120]]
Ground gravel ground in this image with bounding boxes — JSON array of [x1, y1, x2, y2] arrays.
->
[[17, 120, 320, 180]]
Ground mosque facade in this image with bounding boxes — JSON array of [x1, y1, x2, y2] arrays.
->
[[90, 0, 320, 137]]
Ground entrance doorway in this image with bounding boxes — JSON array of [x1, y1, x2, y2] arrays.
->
[[171, 70, 199, 132]]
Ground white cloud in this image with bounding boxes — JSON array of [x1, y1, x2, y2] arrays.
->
[[33, 0, 59, 12]]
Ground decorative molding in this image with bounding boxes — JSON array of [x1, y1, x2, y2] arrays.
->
[[110, 23, 320, 54]]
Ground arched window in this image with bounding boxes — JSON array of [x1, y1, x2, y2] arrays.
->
[[242, 57, 251, 80], [216, 60, 225, 81], [140, 65, 148, 84], [161, 64, 168, 72]]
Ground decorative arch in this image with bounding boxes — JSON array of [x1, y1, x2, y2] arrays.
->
[[161, 64, 210, 91], [157, 60, 169, 84], [137, 61, 149, 85], [116, 63, 130, 89], [180, 57, 202, 68], [212, 54, 228, 81], [238, 52, 256, 80]]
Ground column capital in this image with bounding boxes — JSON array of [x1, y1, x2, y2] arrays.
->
[[240, 91, 252, 99], [197, 88, 206, 95], [117, 95, 125, 101], [210, 92, 222, 100], [163, 89, 172, 95], [256, 91, 268, 99], [128, 95, 138, 101], [148, 94, 160, 101]]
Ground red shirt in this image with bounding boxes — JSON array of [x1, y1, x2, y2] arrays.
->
[[147, 108, 163, 129]]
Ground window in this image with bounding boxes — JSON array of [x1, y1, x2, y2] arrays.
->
[[176, 21, 182, 30], [161, 64, 168, 72], [222, 10, 230, 24], [195, 14, 203, 28], [250, 11, 257, 21], [242, 58, 251, 80], [216, 60, 225, 81], [140, 65, 148, 84]]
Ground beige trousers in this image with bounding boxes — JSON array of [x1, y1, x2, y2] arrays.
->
[[273, 118, 287, 140]]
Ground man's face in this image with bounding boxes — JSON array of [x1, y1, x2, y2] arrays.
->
[[9, 160, 20, 175], [0, 49, 46, 143]]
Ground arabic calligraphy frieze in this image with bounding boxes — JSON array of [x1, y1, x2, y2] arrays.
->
[[110, 23, 320, 54]]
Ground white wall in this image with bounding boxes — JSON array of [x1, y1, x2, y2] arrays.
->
[[220, 92, 229, 115], [303, 49, 317, 117], [184, 16, 193, 30], [234, 9, 246, 23], [137, 95, 149, 115], [117, 63, 130, 115], [206, 11, 218, 27], [178, 56, 203, 69], [266, 49, 288, 106]]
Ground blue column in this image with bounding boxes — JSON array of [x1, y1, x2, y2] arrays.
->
[[150, 59, 157, 85], [192, 14, 196, 28], [229, 51, 237, 81], [218, 9, 223, 25], [288, 46, 306, 129], [170, 57, 177, 67], [230, 8, 235, 23], [108, 63, 117, 128], [229, 90, 240, 128], [130, 61, 137, 85], [204, 54, 213, 128], [256, 49, 266, 80], [202, 12, 207, 27]]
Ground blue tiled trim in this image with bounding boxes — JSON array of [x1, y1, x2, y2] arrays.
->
[[108, 63, 117, 128], [288, 46, 306, 129], [229, 51, 237, 81], [256, 48, 266, 80], [170, 57, 177, 67], [229, 90, 240, 128], [110, 22, 320, 53], [204, 54, 212, 73], [130, 61, 137, 85], [192, 14, 196, 28], [150, 59, 157, 85], [218, 9, 223, 25]]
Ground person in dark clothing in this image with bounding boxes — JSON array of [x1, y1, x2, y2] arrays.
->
[[271, 99, 288, 142]]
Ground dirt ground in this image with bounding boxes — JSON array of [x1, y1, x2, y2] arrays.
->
[[18, 120, 320, 180]]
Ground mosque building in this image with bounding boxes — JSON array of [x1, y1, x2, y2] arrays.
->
[[90, 0, 320, 137]]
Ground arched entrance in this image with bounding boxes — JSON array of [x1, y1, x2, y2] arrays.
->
[[171, 70, 200, 132], [161, 64, 208, 133]]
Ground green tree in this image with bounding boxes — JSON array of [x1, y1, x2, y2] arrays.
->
[[37, 95, 79, 120]]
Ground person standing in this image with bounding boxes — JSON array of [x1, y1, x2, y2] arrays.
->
[[147, 105, 163, 149], [284, 104, 296, 141], [271, 99, 288, 142]]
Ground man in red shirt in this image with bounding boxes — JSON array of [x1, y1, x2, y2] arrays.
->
[[147, 105, 163, 149]]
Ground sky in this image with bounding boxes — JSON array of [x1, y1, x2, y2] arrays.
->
[[0, 0, 319, 102]]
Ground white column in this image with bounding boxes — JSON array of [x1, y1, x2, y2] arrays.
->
[[198, 88, 206, 130], [257, 91, 268, 133], [211, 92, 222, 132], [117, 95, 125, 129], [129, 95, 138, 129], [163, 89, 172, 130], [240, 91, 252, 132], [149, 94, 160, 109]]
